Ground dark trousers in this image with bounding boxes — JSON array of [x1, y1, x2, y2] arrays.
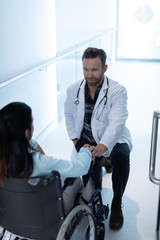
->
[[76, 138, 130, 202], [75, 137, 103, 190], [108, 143, 130, 202]]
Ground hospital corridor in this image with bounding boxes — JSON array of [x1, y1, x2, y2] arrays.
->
[[40, 60, 160, 240], [0, 0, 160, 239]]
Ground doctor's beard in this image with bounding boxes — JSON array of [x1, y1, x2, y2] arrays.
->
[[86, 74, 104, 88]]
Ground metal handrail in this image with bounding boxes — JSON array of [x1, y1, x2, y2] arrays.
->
[[0, 28, 115, 89], [149, 110, 160, 185]]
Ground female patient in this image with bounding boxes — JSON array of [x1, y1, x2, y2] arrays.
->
[[0, 102, 92, 214]]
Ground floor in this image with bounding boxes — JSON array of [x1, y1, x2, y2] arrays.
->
[[39, 60, 160, 240]]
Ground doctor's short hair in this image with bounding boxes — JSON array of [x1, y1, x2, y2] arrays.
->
[[82, 47, 107, 67]]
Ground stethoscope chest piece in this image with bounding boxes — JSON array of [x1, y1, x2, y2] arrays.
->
[[74, 99, 79, 105]]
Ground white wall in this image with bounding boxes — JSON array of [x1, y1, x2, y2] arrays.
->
[[0, 0, 56, 82], [0, 0, 57, 141], [117, 0, 160, 60], [55, 0, 117, 52]]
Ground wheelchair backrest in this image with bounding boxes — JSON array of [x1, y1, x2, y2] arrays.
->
[[0, 171, 65, 240]]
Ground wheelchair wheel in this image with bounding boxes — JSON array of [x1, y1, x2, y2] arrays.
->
[[56, 205, 97, 240]]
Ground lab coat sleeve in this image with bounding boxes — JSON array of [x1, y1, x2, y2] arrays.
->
[[100, 85, 128, 154], [31, 147, 92, 178], [64, 85, 78, 140]]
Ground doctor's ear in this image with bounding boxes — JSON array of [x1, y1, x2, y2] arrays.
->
[[104, 64, 108, 73]]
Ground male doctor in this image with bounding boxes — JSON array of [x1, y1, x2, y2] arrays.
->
[[64, 47, 132, 230]]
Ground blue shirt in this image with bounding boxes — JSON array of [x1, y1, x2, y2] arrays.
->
[[29, 139, 92, 178]]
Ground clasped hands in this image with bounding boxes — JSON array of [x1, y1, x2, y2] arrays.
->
[[84, 143, 108, 164]]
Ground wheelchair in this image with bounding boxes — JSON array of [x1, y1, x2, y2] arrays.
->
[[0, 169, 109, 240]]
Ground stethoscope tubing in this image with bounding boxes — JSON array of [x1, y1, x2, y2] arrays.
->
[[74, 77, 109, 106], [74, 79, 85, 105]]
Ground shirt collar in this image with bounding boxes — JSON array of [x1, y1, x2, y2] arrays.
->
[[85, 79, 104, 103]]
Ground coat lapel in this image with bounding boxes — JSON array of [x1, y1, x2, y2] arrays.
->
[[93, 76, 109, 113]]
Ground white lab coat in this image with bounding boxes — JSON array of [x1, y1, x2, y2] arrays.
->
[[64, 76, 132, 159]]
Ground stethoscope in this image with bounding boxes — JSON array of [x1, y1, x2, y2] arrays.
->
[[74, 79, 85, 105], [74, 77, 109, 120]]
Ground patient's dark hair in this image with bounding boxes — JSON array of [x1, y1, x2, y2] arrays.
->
[[0, 102, 33, 185], [82, 47, 107, 67]]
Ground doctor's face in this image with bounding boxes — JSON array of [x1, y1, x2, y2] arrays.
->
[[83, 56, 107, 88]]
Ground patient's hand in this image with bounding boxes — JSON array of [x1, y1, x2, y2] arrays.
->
[[35, 144, 45, 154], [84, 144, 96, 164]]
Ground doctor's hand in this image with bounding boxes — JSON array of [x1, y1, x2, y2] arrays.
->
[[84, 143, 108, 159], [92, 143, 108, 158], [73, 139, 78, 146]]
